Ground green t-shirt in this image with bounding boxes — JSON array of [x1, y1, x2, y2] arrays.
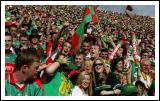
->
[[5, 74, 43, 96], [43, 70, 74, 96], [12, 40, 20, 48], [5, 53, 17, 64], [41, 43, 46, 51]]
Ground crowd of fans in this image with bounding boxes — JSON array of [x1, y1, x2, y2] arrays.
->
[[5, 5, 155, 96]]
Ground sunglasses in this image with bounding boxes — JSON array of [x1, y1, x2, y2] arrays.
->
[[94, 63, 103, 67]]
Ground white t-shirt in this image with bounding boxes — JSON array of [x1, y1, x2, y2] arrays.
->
[[70, 86, 87, 96]]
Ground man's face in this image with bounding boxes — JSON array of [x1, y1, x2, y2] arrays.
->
[[51, 25, 58, 33], [27, 60, 40, 80], [20, 28, 27, 34], [62, 42, 71, 55], [5, 35, 12, 49], [82, 42, 90, 52], [75, 55, 84, 67], [142, 60, 150, 74], [100, 51, 108, 60], [20, 37, 28, 47], [90, 45, 99, 58], [10, 27, 17, 35]]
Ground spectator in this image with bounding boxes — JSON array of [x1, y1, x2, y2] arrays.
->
[[5, 5, 155, 96], [68, 52, 85, 85], [137, 59, 154, 89], [5, 49, 43, 96], [28, 29, 46, 62], [82, 59, 93, 75], [135, 80, 148, 96], [70, 71, 93, 96], [93, 58, 120, 96]]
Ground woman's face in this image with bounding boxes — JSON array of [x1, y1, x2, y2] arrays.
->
[[116, 60, 124, 72], [58, 37, 65, 45], [94, 60, 104, 73], [81, 75, 91, 89], [84, 62, 92, 74], [116, 48, 123, 57]]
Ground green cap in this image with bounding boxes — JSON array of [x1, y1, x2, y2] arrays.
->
[[121, 84, 137, 96]]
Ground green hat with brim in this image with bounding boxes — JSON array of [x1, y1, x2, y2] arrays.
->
[[121, 84, 138, 96]]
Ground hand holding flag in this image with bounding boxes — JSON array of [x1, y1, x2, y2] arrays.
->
[[71, 6, 97, 50]]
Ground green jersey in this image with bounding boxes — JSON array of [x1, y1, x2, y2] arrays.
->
[[12, 40, 20, 48], [5, 73, 43, 96], [5, 53, 17, 64], [43, 70, 74, 96]]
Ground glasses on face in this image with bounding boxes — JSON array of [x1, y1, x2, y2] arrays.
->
[[94, 63, 103, 67]]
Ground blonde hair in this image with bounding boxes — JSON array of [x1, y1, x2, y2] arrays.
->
[[93, 58, 110, 74], [76, 71, 93, 96], [81, 59, 93, 72], [92, 58, 111, 86]]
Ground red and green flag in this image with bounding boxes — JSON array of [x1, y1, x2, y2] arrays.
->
[[84, 5, 97, 23], [71, 6, 97, 49], [71, 22, 85, 49]]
